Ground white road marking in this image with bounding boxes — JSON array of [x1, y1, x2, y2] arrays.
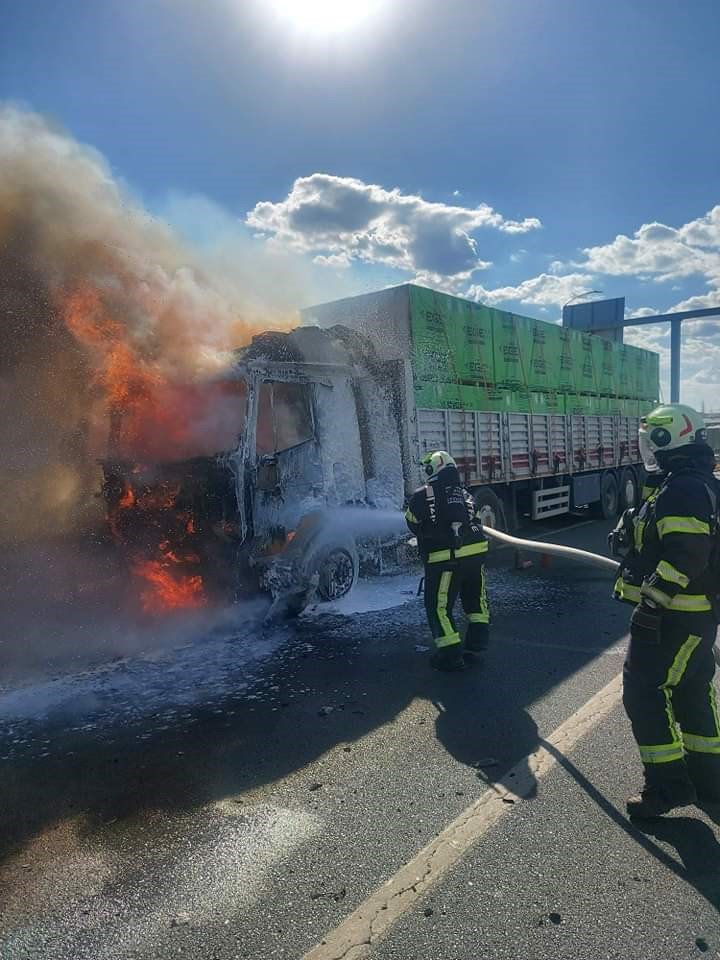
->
[[303, 671, 623, 960], [505, 637, 626, 657]]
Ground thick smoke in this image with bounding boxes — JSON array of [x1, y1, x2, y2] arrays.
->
[[0, 105, 295, 545]]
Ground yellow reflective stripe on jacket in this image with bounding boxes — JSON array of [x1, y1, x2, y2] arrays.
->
[[666, 595, 712, 612], [405, 509, 419, 524], [638, 742, 684, 764], [617, 579, 711, 612], [682, 732, 720, 755], [656, 560, 690, 588], [641, 583, 673, 608], [656, 516, 711, 537], [427, 541, 489, 563], [614, 579, 642, 603]]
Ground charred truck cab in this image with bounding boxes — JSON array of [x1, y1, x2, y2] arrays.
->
[[101, 326, 407, 617]]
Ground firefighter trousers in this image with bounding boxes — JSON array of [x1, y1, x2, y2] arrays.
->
[[423, 555, 490, 652], [623, 610, 720, 792]]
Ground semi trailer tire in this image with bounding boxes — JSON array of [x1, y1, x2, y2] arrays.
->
[[473, 487, 506, 531], [595, 471, 620, 520], [619, 466, 639, 511]]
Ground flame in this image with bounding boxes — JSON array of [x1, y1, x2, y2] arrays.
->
[[118, 485, 135, 509], [133, 556, 206, 613]]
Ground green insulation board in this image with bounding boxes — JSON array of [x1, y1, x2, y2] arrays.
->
[[407, 285, 660, 402]]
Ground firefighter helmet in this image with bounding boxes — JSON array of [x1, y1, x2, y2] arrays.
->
[[422, 450, 456, 478], [638, 404, 709, 470]]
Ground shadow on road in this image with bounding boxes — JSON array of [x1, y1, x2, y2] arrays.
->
[[0, 524, 625, 871], [544, 741, 720, 914]]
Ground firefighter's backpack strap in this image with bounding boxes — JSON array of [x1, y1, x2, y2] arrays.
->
[[424, 484, 436, 524]]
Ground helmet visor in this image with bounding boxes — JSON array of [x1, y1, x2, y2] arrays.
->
[[639, 430, 659, 471]]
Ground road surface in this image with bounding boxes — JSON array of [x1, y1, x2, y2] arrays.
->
[[1, 519, 719, 959]]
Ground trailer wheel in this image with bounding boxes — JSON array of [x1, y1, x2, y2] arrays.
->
[[619, 467, 639, 511], [473, 488, 506, 531], [594, 471, 619, 520]]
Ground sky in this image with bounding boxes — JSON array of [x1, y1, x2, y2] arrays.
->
[[2, 0, 720, 407]]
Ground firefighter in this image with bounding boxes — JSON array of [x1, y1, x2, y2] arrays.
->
[[613, 404, 720, 818], [405, 451, 490, 671]]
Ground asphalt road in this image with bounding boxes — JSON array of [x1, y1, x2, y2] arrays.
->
[[1, 519, 719, 959]]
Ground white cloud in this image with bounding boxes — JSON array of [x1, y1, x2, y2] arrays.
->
[[580, 207, 720, 283], [625, 306, 659, 319], [467, 272, 596, 308], [246, 173, 541, 281], [312, 252, 351, 269]]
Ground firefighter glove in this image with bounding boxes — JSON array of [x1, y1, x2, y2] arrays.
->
[[630, 599, 662, 644]]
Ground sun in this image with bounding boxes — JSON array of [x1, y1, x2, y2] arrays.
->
[[269, 0, 381, 36]]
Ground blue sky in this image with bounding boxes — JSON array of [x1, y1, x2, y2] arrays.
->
[[2, 0, 720, 405]]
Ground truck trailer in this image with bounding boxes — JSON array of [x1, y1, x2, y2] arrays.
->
[[301, 284, 660, 531], [101, 284, 660, 614]]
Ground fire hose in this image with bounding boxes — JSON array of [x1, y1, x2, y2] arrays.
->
[[410, 528, 719, 662], [482, 526, 621, 573], [481, 526, 720, 665]]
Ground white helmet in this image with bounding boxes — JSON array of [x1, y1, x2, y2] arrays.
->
[[639, 403, 709, 471], [421, 450, 456, 478]]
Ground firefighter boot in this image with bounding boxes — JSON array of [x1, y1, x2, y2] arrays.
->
[[686, 753, 720, 806], [465, 622, 489, 654], [626, 761, 697, 819], [430, 646, 467, 672]]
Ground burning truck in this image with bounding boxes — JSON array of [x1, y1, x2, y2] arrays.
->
[[98, 283, 660, 619]]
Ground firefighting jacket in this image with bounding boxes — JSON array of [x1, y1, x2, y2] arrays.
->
[[405, 464, 488, 564], [614, 462, 717, 614]]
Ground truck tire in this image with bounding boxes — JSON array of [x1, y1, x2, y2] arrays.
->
[[594, 471, 620, 520], [619, 467, 639, 512], [473, 488, 506, 531], [315, 541, 359, 602]]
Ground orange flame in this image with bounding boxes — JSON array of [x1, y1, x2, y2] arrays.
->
[[133, 557, 206, 613], [118, 486, 135, 509]]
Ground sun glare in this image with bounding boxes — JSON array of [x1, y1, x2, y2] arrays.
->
[[269, 0, 381, 36]]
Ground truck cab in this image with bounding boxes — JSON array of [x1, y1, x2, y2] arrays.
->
[[101, 327, 408, 616]]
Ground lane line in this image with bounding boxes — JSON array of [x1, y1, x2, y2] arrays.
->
[[504, 637, 626, 657], [303, 671, 623, 960]]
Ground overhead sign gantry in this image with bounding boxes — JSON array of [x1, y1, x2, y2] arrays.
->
[[563, 297, 720, 403]]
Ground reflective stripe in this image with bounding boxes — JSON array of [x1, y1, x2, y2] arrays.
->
[[656, 560, 690, 588], [640, 635, 704, 765], [405, 509, 419, 524], [641, 583, 673, 608], [710, 682, 720, 737], [468, 613, 489, 623], [435, 633, 461, 648], [656, 516, 710, 537], [661, 634, 701, 690], [634, 519, 646, 552], [682, 732, 720, 755], [666, 594, 712, 612], [627, 585, 712, 612], [479, 566, 489, 622], [638, 743, 684, 764], [428, 541, 488, 563], [614, 578, 642, 603], [435, 570, 458, 647]]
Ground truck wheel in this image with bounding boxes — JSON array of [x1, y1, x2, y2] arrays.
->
[[316, 544, 359, 601], [473, 488, 506, 531], [594, 471, 619, 520], [619, 467, 639, 511]]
